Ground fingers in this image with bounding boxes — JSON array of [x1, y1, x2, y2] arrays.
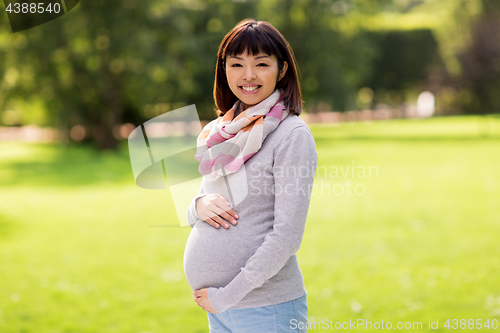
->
[[193, 292, 202, 308], [194, 288, 206, 297], [204, 205, 235, 229], [198, 194, 239, 229], [217, 197, 239, 221], [199, 206, 223, 229], [219, 208, 238, 226], [193, 290, 208, 311], [203, 217, 222, 229], [212, 207, 229, 229], [214, 196, 238, 227]]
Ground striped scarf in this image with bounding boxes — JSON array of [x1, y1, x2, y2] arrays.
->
[[195, 88, 289, 180]]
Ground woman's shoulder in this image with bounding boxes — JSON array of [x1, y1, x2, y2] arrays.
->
[[271, 114, 318, 163], [265, 113, 316, 155], [275, 113, 313, 138]]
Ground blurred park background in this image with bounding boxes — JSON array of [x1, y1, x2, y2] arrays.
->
[[1, 0, 500, 332]]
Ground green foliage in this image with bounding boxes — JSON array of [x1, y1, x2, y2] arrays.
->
[[359, 29, 443, 107], [0, 0, 499, 149]]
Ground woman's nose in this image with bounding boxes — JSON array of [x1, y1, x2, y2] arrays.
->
[[243, 66, 256, 80]]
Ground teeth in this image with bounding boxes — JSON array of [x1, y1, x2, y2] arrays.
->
[[242, 86, 259, 91]]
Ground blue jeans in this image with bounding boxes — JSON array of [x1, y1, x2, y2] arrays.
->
[[207, 292, 308, 333]]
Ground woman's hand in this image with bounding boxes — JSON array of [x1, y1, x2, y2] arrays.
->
[[195, 194, 239, 229], [193, 288, 218, 313]]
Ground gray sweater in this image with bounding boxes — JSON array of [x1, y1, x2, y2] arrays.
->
[[183, 113, 318, 313]]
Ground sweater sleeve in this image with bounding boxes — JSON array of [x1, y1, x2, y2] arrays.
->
[[206, 126, 318, 313], [186, 179, 207, 228]]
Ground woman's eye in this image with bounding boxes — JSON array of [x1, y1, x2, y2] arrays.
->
[[230, 63, 268, 67]]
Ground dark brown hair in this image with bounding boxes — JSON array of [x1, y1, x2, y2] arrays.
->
[[214, 18, 303, 117]]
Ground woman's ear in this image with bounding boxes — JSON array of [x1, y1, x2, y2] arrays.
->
[[278, 61, 288, 81]]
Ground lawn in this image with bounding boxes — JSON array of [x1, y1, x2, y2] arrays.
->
[[0, 115, 499, 332]]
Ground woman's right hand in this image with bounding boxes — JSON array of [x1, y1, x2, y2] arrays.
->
[[195, 194, 239, 229]]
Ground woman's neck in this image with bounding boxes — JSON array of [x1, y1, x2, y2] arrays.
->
[[234, 101, 246, 118]]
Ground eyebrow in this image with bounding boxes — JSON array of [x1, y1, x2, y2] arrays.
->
[[229, 55, 271, 60]]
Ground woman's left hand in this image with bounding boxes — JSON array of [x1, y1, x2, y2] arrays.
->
[[193, 288, 218, 313]]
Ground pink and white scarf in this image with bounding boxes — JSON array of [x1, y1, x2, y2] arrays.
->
[[195, 88, 289, 180]]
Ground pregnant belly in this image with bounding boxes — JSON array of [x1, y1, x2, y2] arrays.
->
[[183, 221, 267, 291]]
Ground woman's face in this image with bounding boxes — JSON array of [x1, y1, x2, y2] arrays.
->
[[225, 51, 288, 109]]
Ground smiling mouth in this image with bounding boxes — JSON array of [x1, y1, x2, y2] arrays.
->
[[239, 85, 262, 92]]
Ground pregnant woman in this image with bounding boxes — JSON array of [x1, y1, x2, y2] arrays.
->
[[184, 18, 318, 333]]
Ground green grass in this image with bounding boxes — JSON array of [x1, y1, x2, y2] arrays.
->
[[1, 115, 499, 332]]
